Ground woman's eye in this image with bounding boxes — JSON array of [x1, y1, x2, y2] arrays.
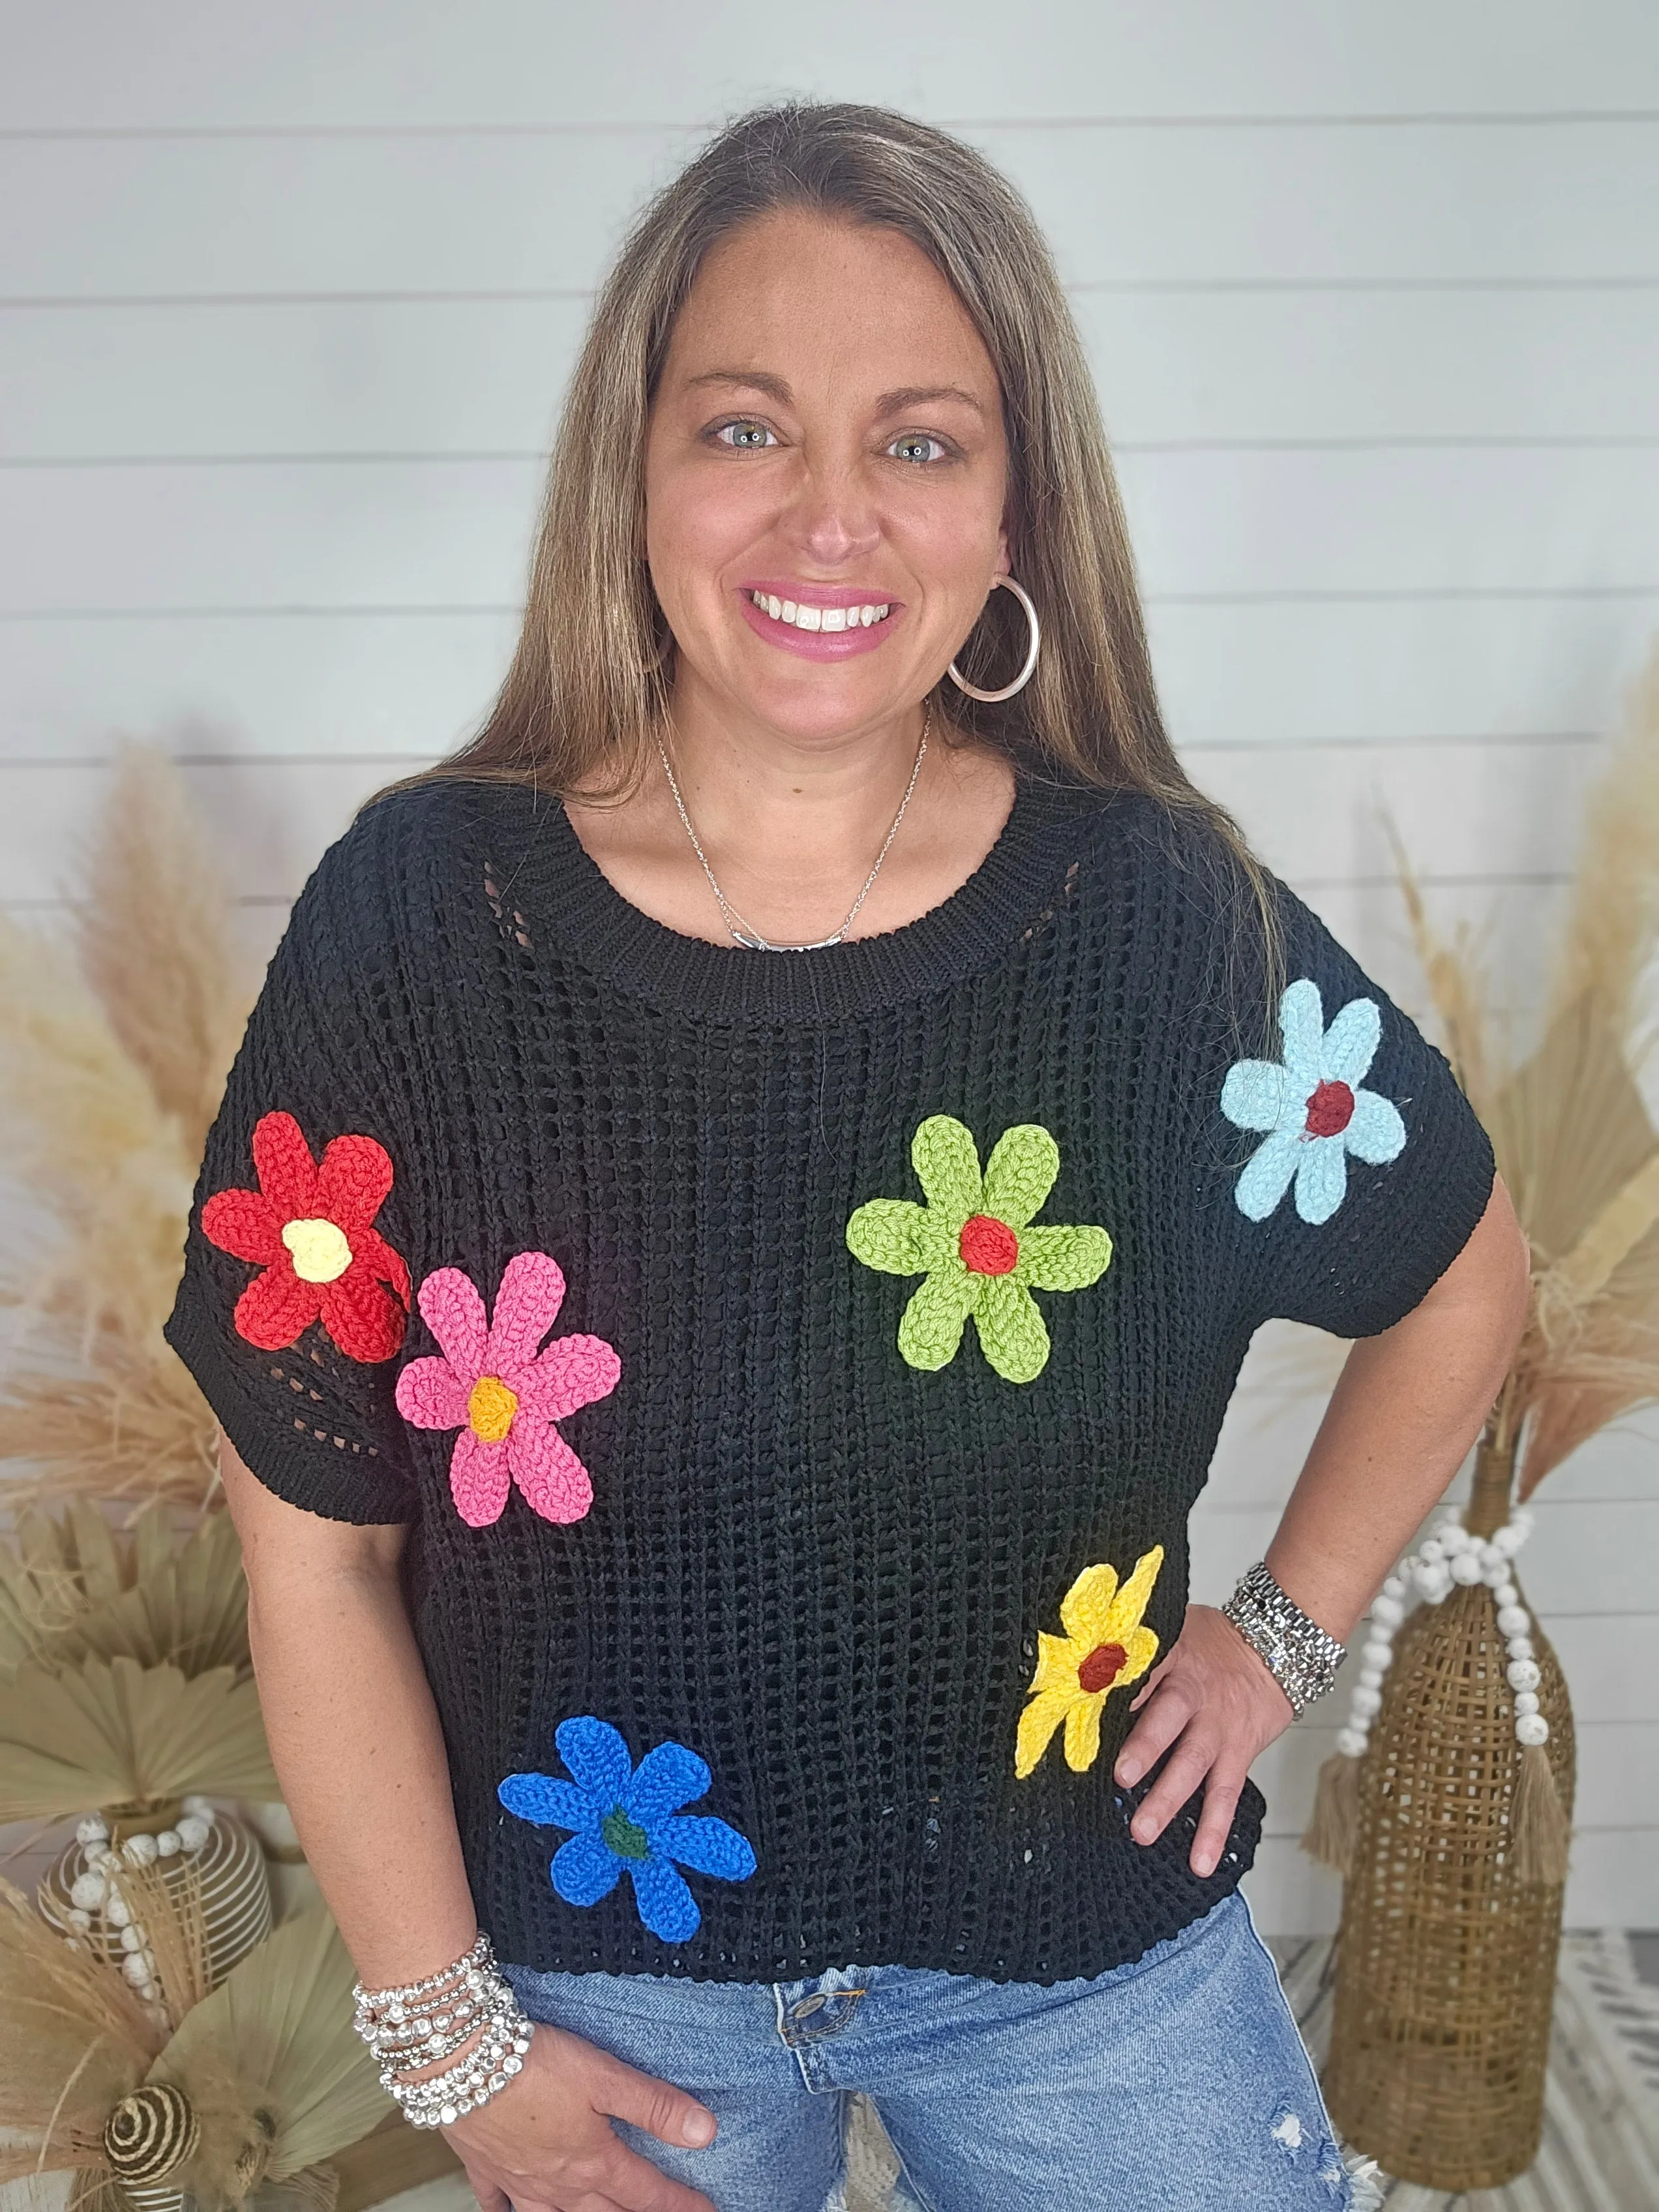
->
[[889, 434, 947, 464], [715, 421, 775, 449]]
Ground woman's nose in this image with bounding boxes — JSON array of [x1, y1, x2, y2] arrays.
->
[[783, 463, 882, 571]]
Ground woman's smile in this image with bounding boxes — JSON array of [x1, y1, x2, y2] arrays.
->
[[737, 579, 901, 659]]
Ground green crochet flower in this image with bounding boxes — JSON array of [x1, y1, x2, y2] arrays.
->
[[846, 1116, 1113, 1383]]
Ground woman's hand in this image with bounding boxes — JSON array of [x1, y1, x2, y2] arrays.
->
[[445, 2022, 718, 2212], [1113, 1602, 1294, 1879]]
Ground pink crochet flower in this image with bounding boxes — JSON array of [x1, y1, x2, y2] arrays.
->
[[395, 1252, 620, 1529]]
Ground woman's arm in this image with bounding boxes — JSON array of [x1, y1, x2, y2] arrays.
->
[[219, 1439, 720, 2212], [1114, 1173, 1531, 1877]]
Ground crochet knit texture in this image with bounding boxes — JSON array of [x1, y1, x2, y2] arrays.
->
[[164, 774, 1495, 1984]]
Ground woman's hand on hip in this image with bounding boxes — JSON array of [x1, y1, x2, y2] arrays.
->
[[1113, 1602, 1294, 1878], [446, 2022, 717, 2212]]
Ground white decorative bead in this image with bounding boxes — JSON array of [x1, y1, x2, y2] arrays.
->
[[1358, 1666, 1384, 1690], [1506, 1659, 1542, 1692], [1516, 1712, 1551, 1747], [1496, 1606, 1530, 1637], [1371, 1594, 1405, 1628], [76, 1816, 109, 1846], [155, 1829, 181, 1856], [67, 1907, 92, 1931], [104, 1895, 131, 1928], [175, 1816, 211, 1853], [1491, 1524, 1523, 1557], [1382, 1576, 1407, 1602], [121, 1833, 159, 1867], [1420, 1538, 1446, 1564], [119, 1924, 145, 1952], [96, 1847, 123, 1873], [1450, 1551, 1486, 1585], [1480, 1548, 1509, 1585], [121, 1952, 150, 1985], [1337, 1726, 1369, 1758], [1495, 1581, 1519, 1608], [70, 1871, 107, 1911], [1439, 1522, 1471, 1553], [1513, 1690, 1540, 1716], [1362, 1639, 1394, 1671], [1351, 1685, 1383, 1719], [180, 1795, 214, 1819], [1506, 1636, 1535, 1662]]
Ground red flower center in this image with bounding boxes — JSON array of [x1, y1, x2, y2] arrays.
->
[[1304, 1079, 1355, 1139], [959, 1213, 1020, 1275], [1077, 1642, 1128, 1694]]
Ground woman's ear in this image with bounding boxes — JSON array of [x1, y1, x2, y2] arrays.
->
[[993, 518, 1012, 582]]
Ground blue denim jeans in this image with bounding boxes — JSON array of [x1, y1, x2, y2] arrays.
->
[[501, 1890, 1359, 2211]]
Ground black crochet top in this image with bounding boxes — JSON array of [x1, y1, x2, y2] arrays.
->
[[164, 772, 1494, 1984]]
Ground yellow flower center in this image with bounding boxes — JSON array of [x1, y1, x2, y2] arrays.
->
[[468, 1374, 519, 1442], [281, 1217, 353, 1283]]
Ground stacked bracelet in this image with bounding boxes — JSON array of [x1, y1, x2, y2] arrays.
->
[[351, 1932, 534, 2130], [1221, 1559, 1347, 1718]]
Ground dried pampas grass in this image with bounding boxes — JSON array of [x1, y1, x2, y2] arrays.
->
[[1397, 641, 1659, 1497], [0, 744, 252, 1511]]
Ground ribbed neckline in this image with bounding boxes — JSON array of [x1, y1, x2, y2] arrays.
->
[[515, 772, 1109, 1024]]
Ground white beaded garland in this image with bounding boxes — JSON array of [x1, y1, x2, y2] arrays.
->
[[156, 1829, 181, 1856], [1332, 1502, 1548, 1770], [175, 1816, 211, 1853], [75, 1816, 108, 1847]]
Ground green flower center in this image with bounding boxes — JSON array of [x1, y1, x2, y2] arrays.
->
[[600, 1806, 651, 1860], [959, 1213, 1019, 1275]]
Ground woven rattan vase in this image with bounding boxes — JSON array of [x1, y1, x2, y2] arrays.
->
[[1322, 1446, 1575, 2191]]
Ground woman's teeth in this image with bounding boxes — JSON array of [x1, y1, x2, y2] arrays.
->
[[750, 591, 892, 633]]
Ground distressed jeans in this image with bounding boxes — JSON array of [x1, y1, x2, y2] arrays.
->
[[500, 1888, 1360, 2211]]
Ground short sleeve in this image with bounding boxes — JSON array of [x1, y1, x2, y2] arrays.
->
[[163, 828, 418, 1525], [1222, 879, 1496, 1339]]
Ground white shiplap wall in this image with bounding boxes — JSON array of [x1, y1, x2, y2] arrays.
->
[[3, 1, 1657, 1930]]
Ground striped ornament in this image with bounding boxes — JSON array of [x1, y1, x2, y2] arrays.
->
[[102, 2083, 199, 2182]]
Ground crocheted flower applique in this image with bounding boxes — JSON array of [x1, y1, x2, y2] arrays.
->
[[1015, 1546, 1165, 1778], [1221, 979, 1407, 1226], [395, 1252, 620, 1529], [846, 1116, 1112, 1384], [499, 1716, 758, 1945], [201, 1109, 411, 1361]]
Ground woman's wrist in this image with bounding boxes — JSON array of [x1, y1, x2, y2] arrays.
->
[[1220, 1559, 1349, 1718], [351, 1929, 536, 2129]]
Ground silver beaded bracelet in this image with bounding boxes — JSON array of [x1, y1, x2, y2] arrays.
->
[[351, 1931, 535, 2130], [1220, 1559, 1347, 1718]]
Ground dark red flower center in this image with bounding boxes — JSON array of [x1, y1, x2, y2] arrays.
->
[[1077, 1642, 1128, 1694], [959, 1213, 1019, 1275], [1304, 1079, 1355, 1139]]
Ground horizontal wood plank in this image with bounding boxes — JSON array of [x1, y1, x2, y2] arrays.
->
[[3, 119, 1655, 301], [7, 286, 1659, 460], [7, 1, 1652, 131]]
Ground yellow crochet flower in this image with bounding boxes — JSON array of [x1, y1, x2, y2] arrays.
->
[[1015, 1546, 1165, 1778]]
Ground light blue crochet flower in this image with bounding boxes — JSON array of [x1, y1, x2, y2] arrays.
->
[[498, 1716, 756, 1944], [1221, 979, 1407, 1225]]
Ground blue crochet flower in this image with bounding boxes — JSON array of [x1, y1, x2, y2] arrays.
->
[[498, 1716, 757, 1944], [1221, 978, 1407, 1225]]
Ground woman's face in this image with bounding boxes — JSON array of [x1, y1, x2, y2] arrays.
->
[[644, 208, 1011, 747]]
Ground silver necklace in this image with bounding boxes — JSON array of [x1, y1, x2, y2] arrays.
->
[[657, 708, 931, 951]]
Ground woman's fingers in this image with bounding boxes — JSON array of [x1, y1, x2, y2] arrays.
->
[[1126, 1727, 1218, 1846], [1189, 1765, 1248, 1879], [594, 2054, 718, 2149], [465, 2179, 513, 2212], [1114, 1670, 1194, 1787]]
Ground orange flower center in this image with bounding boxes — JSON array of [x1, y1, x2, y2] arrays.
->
[[959, 1213, 1019, 1275], [468, 1374, 519, 1442], [281, 1217, 353, 1283], [1077, 1642, 1128, 1694]]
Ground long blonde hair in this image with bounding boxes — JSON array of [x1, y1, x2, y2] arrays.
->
[[395, 102, 1275, 974]]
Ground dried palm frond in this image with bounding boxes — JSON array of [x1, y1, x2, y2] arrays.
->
[[0, 745, 250, 1513], [0, 1872, 160, 2180], [1, 1875, 389, 2210], [0, 1654, 276, 1823], [74, 744, 248, 1168], [1393, 642, 1659, 1497], [0, 1501, 249, 1682]]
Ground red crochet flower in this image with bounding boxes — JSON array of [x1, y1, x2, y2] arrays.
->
[[201, 1110, 411, 1362]]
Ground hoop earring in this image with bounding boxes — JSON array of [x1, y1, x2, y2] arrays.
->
[[947, 576, 1041, 703]]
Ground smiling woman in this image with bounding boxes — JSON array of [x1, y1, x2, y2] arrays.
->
[[162, 102, 1526, 2212]]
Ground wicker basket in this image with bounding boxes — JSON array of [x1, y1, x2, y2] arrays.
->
[[1322, 1448, 1576, 2191]]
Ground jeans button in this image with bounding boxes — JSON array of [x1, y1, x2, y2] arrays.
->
[[791, 1994, 826, 2019]]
